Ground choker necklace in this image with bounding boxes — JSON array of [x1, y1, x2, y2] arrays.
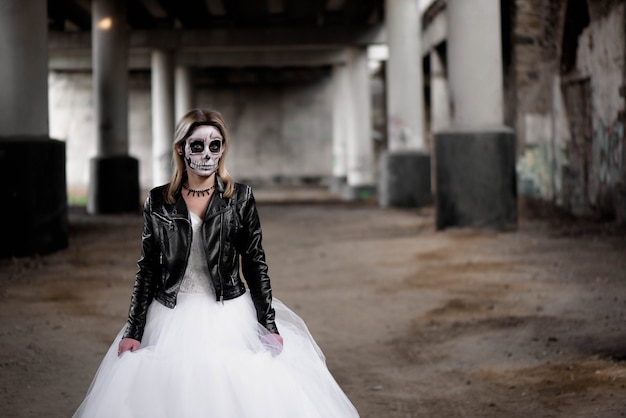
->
[[183, 184, 214, 197]]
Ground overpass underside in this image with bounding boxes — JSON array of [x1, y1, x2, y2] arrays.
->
[[2, 0, 525, 256]]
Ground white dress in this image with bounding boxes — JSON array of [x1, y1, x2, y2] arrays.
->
[[73, 212, 359, 418]]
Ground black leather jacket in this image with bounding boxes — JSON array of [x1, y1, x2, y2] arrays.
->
[[123, 177, 277, 341]]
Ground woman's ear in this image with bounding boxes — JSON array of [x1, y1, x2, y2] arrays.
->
[[176, 144, 183, 156]]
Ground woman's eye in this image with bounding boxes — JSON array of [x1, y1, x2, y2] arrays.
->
[[208, 140, 222, 153], [189, 141, 204, 153]]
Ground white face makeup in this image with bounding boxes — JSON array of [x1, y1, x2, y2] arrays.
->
[[182, 125, 224, 177]]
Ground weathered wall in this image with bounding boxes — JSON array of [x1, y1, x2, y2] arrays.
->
[[576, 2, 625, 214], [508, 0, 557, 201], [49, 68, 333, 198], [193, 68, 333, 184], [513, 0, 625, 219], [49, 71, 153, 198]]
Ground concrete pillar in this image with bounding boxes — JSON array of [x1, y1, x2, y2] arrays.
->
[[330, 64, 349, 194], [175, 65, 194, 121], [430, 47, 450, 132], [447, 0, 504, 128], [435, 0, 517, 229], [343, 47, 376, 200], [379, 0, 431, 207], [151, 50, 175, 186], [0, 0, 68, 256], [385, 0, 425, 151], [89, 0, 139, 214]]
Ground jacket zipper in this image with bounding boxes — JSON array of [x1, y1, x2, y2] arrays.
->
[[219, 197, 225, 305], [176, 218, 192, 300]]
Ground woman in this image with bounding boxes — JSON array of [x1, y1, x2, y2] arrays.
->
[[73, 109, 359, 418]]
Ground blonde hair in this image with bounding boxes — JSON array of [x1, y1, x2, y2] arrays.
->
[[165, 108, 235, 204]]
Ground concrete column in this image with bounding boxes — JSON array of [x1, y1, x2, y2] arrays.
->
[[93, 0, 128, 157], [0, 4, 48, 136], [447, 0, 504, 128], [385, 0, 425, 151], [175, 65, 194, 121], [0, 0, 68, 256], [343, 47, 376, 200], [89, 0, 139, 214], [330, 64, 349, 193], [379, 0, 431, 207], [430, 47, 450, 132], [152, 50, 175, 187], [435, 0, 517, 230]]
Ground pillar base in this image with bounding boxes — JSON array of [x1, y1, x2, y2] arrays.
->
[[0, 137, 68, 257], [341, 184, 377, 201], [329, 176, 347, 195], [435, 129, 517, 230], [88, 156, 140, 214], [379, 151, 432, 208]]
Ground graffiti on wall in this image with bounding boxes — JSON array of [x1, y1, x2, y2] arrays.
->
[[516, 113, 555, 200], [514, 1, 625, 218], [561, 78, 593, 216], [517, 142, 554, 200], [595, 118, 624, 186], [590, 117, 625, 213]]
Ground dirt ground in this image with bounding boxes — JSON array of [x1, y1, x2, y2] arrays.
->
[[1, 189, 626, 418]]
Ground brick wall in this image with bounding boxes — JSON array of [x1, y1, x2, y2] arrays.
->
[[512, 0, 625, 219]]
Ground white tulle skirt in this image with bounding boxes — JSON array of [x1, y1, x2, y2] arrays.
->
[[73, 291, 359, 418]]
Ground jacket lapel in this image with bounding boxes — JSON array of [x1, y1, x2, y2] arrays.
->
[[171, 190, 190, 222], [204, 175, 229, 220]]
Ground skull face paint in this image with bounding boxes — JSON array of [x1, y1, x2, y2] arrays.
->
[[182, 125, 224, 177]]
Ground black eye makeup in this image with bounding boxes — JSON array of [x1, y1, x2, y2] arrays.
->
[[187, 139, 223, 154], [208, 139, 222, 153], [189, 140, 205, 153]]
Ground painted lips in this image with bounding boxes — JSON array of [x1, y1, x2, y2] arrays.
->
[[188, 159, 217, 171]]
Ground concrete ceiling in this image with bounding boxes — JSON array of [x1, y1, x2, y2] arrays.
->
[[47, 0, 385, 32], [47, 0, 387, 70]]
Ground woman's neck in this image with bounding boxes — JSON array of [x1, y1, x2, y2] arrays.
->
[[182, 173, 216, 218], [186, 173, 216, 190]]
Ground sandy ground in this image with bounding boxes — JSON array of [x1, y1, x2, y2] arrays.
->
[[1, 190, 626, 418]]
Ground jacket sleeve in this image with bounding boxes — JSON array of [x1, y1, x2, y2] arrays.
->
[[123, 194, 161, 341], [238, 187, 279, 334]]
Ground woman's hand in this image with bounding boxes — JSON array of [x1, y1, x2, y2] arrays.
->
[[260, 333, 284, 356], [118, 338, 140, 357], [271, 333, 283, 347]]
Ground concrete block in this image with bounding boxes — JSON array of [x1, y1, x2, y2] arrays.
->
[[435, 129, 517, 230], [341, 184, 377, 201], [0, 137, 68, 257], [379, 151, 432, 208], [329, 176, 347, 195], [88, 156, 140, 214]]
